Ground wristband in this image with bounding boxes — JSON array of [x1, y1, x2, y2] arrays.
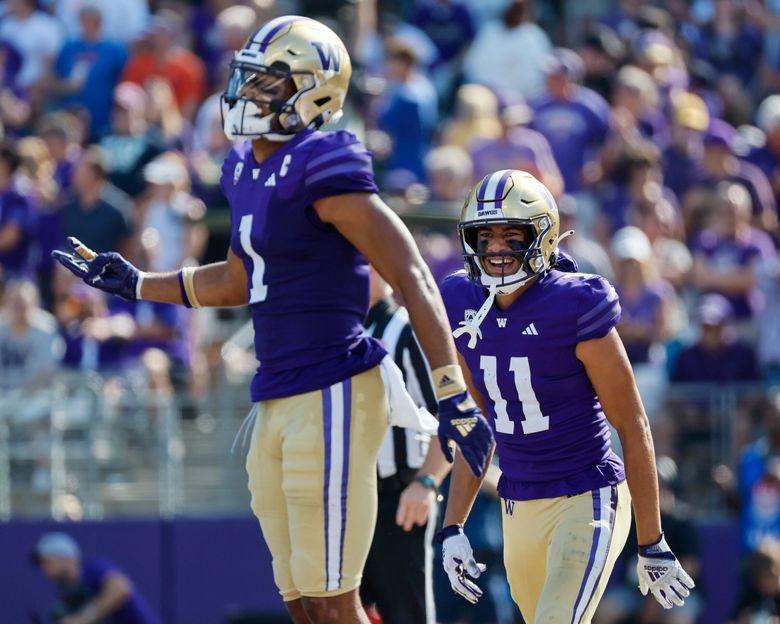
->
[[181, 266, 202, 308], [414, 473, 443, 502], [431, 365, 468, 400], [435, 523, 463, 545], [135, 271, 146, 300], [177, 269, 192, 308]]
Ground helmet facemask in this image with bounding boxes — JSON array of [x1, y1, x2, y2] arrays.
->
[[221, 59, 316, 141], [460, 216, 554, 295]]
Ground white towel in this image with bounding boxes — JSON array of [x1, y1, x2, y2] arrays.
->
[[379, 355, 439, 435]]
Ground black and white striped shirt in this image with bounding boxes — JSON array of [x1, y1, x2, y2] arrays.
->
[[365, 298, 438, 478]]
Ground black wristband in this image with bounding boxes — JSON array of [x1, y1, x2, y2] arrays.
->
[[435, 523, 463, 545]]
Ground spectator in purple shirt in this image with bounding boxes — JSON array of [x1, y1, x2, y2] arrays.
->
[[670, 293, 759, 383], [690, 0, 764, 88], [685, 119, 777, 235], [32, 532, 161, 624], [0, 138, 34, 277], [691, 181, 777, 323], [530, 47, 611, 194], [662, 91, 709, 201], [468, 100, 563, 196]]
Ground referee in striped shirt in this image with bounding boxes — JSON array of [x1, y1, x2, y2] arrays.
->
[[360, 266, 452, 624]]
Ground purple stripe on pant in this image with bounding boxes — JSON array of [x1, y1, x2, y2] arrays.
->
[[570, 486, 619, 623], [322, 385, 333, 590], [338, 379, 352, 588]]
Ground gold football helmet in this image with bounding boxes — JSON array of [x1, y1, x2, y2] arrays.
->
[[459, 170, 561, 294], [222, 16, 351, 141]]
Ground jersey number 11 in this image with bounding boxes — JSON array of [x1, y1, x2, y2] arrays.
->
[[480, 355, 549, 435]]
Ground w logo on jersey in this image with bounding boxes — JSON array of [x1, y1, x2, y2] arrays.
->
[[311, 41, 341, 72], [503, 499, 515, 516]]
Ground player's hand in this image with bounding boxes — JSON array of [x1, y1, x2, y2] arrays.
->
[[437, 391, 493, 478], [438, 524, 485, 604], [637, 533, 695, 609], [52, 237, 140, 301], [395, 480, 436, 531]]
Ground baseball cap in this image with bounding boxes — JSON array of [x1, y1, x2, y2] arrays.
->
[[673, 92, 710, 132], [704, 119, 737, 152], [697, 293, 734, 326], [543, 48, 585, 83], [32, 532, 80, 564], [611, 226, 653, 263]]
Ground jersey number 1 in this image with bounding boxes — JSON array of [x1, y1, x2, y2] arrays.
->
[[239, 214, 268, 303], [480, 355, 549, 435]]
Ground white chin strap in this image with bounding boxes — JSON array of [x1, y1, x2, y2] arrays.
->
[[453, 266, 530, 349], [224, 100, 296, 142], [479, 271, 529, 296], [453, 284, 498, 350]]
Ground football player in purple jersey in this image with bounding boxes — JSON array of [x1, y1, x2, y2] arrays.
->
[[435, 169, 694, 623], [52, 16, 493, 624]]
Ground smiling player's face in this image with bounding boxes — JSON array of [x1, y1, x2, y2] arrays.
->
[[477, 224, 532, 277]]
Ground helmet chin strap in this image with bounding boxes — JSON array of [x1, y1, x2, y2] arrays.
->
[[224, 101, 297, 142], [453, 284, 498, 350]]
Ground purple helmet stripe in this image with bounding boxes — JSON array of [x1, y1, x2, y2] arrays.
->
[[494, 170, 513, 210], [476, 175, 491, 202], [256, 16, 301, 52]]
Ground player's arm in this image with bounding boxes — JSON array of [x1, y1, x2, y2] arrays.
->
[[576, 327, 661, 545], [53, 237, 249, 307], [441, 352, 495, 527], [314, 192, 454, 369], [140, 247, 248, 307], [314, 192, 494, 477], [436, 353, 494, 604], [65, 571, 131, 623], [578, 328, 695, 608]]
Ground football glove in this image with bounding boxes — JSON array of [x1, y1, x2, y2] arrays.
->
[[437, 525, 486, 604], [52, 237, 140, 301], [437, 391, 493, 478], [637, 533, 695, 609]]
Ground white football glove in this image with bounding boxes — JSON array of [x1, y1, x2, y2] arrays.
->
[[437, 525, 486, 604], [637, 533, 695, 609]]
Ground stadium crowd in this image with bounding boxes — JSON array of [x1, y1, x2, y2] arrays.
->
[[3, 0, 780, 621]]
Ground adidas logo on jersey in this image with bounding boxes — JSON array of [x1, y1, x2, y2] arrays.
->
[[522, 323, 539, 336], [451, 416, 477, 437], [265, 173, 276, 187]]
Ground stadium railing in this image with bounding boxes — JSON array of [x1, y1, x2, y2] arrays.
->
[[0, 374, 768, 519]]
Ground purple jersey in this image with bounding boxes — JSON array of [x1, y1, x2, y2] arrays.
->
[[220, 129, 386, 401], [441, 269, 625, 500]]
